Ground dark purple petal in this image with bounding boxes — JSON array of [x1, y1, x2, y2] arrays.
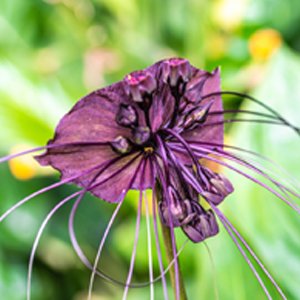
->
[[86, 154, 145, 202], [36, 85, 152, 202], [182, 68, 224, 150], [184, 71, 210, 103], [149, 84, 175, 132]]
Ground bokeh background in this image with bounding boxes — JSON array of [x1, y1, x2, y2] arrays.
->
[[1, 0, 300, 299]]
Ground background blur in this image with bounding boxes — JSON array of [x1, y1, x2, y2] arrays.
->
[[1, 0, 300, 299]]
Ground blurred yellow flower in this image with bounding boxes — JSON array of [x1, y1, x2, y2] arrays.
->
[[249, 29, 282, 61], [8, 145, 53, 180]]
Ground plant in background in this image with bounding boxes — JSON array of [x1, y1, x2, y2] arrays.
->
[[1, 58, 299, 300]]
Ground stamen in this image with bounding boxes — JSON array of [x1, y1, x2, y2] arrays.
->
[[144, 146, 154, 154]]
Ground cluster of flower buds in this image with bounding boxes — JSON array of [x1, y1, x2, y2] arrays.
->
[[110, 71, 160, 154], [159, 192, 219, 243]]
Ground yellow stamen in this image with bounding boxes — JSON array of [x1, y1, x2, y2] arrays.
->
[[144, 146, 154, 154]]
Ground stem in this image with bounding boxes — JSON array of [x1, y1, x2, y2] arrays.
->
[[156, 183, 188, 300]]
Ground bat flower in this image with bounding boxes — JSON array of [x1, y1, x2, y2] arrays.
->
[[1, 58, 300, 300], [36, 58, 231, 243]]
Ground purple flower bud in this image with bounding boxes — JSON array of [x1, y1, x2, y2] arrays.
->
[[182, 209, 219, 243], [116, 104, 138, 127], [110, 136, 131, 154], [202, 172, 234, 205], [162, 58, 192, 86], [159, 198, 196, 228], [210, 175, 234, 196], [159, 200, 184, 227], [132, 126, 150, 145], [182, 101, 213, 129], [124, 70, 157, 102]]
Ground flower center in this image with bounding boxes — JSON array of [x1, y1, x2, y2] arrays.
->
[[143, 146, 154, 154]]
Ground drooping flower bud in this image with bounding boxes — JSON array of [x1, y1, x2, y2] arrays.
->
[[110, 136, 131, 154], [202, 172, 234, 205], [159, 200, 183, 227], [162, 58, 192, 86], [210, 174, 234, 196], [116, 104, 138, 127], [182, 209, 219, 243], [159, 197, 196, 228], [124, 71, 157, 102], [182, 101, 213, 129], [132, 126, 151, 145]]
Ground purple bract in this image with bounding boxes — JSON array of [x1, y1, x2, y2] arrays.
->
[[36, 58, 233, 243]]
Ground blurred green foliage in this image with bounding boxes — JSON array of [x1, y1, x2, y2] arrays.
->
[[0, 0, 300, 299]]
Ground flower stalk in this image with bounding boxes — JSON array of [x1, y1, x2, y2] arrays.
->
[[156, 184, 188, 300]]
